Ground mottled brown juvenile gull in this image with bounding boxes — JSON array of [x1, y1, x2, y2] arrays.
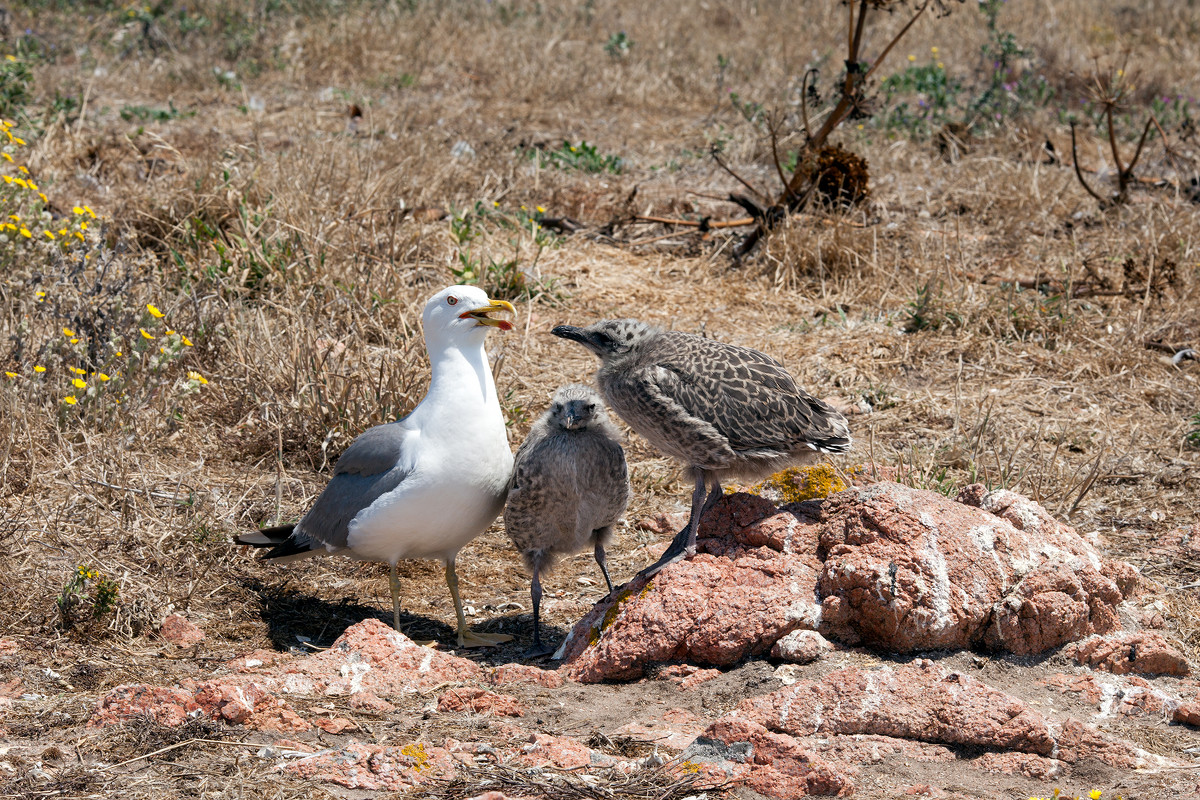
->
[[552, 319, 850, 574], [504, 384, 630, 656], [236, 285, 516, 648]]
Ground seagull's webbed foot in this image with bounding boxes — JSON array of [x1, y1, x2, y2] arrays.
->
[[457, 629, 513, 648], [445, 556, 512, 649], [522, 638, 555, 659]]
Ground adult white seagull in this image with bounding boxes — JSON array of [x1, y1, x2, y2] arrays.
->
[[237, 285, 516, 648]]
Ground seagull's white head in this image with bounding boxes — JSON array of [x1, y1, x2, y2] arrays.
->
[[423, 285, 515, 349], [547, 383, 606, 431]]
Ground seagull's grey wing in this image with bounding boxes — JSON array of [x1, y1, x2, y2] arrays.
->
[[648, 334, 850, 454], [295, 421, 413, 550]]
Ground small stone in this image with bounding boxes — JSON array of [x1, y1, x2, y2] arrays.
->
[[160, 615, 205, 646], [771, 630, 831, 664]]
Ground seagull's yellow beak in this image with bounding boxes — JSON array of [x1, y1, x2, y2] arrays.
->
[[461, 299, 515, 331]]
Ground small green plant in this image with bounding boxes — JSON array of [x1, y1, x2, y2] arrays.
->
[[447, 203, 564, 301], [604, 31, 633, 59], [528, 140, 623, 174], [119, 102, 193, 123], [57, 565, 120, 629], [0, 53, 34, 119], [880, 53, 962, 135], [1187, 412, 1200, 448], [903, 280, 963, 333], [971, 0, 1052, 126]]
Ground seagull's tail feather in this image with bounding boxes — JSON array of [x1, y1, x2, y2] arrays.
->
[[808, 436, 852, 455], [234, 525, 322, 562]]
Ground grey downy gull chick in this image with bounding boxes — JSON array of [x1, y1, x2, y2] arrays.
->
[[236, 285, 516, 648], [504, 384, 630, 656], [551, 319, 850, 574]]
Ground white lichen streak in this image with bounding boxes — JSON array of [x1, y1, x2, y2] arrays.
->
[[859, 670, 884, 717], [417, 649, 434, 674], [781, 517, 798, 555], [919, 512, 953, 632]]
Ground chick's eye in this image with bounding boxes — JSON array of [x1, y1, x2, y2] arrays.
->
[[447, 296, 458, 306]]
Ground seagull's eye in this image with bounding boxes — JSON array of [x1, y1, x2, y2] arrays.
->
[[586, 403, 595, 412], [447, 296, 458, 306]]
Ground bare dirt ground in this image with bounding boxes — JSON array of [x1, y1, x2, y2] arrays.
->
[[2, 1, 1199, 798]]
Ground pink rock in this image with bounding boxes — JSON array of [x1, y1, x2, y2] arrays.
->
[[1175, 701, 1200, 727], [312, 717, 358, 733], [252, 705, 312, 733], [562, 485, 1133, 681], [818, 483, 1122, 654], [973, 752, 1065, 779], [489, 663, 565, 689], [160, 614, 205, 646], [219, 619, 484, 698], [89, 684, 201, 728], [813, 734, 954, 765], [437, 688, 525, 717], [634, 512, 687, 536], [696, 716, 854, 798], [560, 495, 824, 682], [0, 639, 19, 657], [727, 661, 1158, 770], [349, 691, 397, 714], [656, 664, 722, 689], [617, 708, 706, 751], [225, 649, 286, 671], [1069, 631, 1190, 676], [0, 678, 22, 699], [285, 740, 456, 790], [193, 680, 269, 724], [771, 630, 831, 664], [519, 733, 609, 770]]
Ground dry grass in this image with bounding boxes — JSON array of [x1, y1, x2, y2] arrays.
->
[[2, 0, 1200, 796]]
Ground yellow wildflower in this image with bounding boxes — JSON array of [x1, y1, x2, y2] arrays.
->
[[58, 228, 67, 236], [3, 55, 14, 62], [165, 329, 176, 335], [34, 365, 45, 373], [73, 206, 84, 215], [908, 54, 916, 62], [69, 338, 79, 344], [97, 373, 111, 382], [35, 290, 44, 300], [83, 206, 96, 219], [147, 304, 165, 318], [7, 215, 17, 221], [1089, 792, 1101, 800], [181, 335, 193, 347], [38, 192, 47, 203], [139, 328, 154, 340], [4, 371, 16, 378], [72, 378, 86, 389], [27, 181, 37, 191], [19, 227, 30, 238], [187, 370, 208, 385], [536, 205, 545, 213], [17, 165, 27, 175], [63, 327, 75, 337], [44, 230, 55, 240], [931, 46, 939, 54], [63, 395, 77, 405], [67, 366, 85, 374], [0, 153, 10, 162]]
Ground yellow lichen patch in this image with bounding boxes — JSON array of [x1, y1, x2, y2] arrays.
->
[[400, 742, 430, 772], [601, 588, 634, 631], [753, 463, 848, 504]]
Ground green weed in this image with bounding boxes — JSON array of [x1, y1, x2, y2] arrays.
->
[[528, 140, 623, 174]]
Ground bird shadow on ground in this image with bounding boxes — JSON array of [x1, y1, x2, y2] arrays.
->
[[241, 577, 458, 650], [240, 577, 562, 665]]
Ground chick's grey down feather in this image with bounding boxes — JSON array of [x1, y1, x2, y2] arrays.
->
[[505, 385, 630, 573], [504, 384, 630, 655]]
